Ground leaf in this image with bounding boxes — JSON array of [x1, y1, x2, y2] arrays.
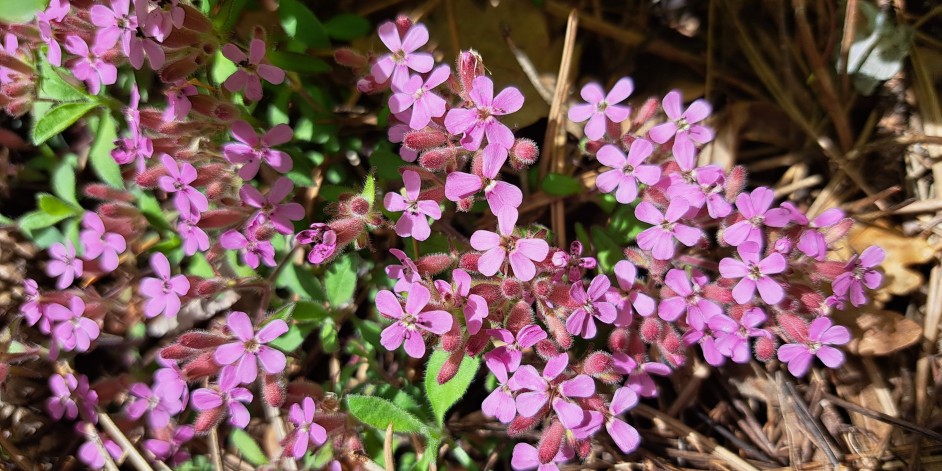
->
[[31, 102, 99, 145], [268, 51, 331, 74], [325, 254, 357, 307], [424, 350, 481, 427], [88, 113, 124, 188], [37, 58, 91, 103], [843, 1, 913, 95], [279, 0, 330, 49], [212, 0, 248, 33], [324, 14, 371, 41], [346, 395, 427, 434], [591, 226, 622, 273], [416, 436, 441, 471], [320, 318, 338, 353], [51, 155, 79, 207], [294, 300, 330, 322], [229, 429, 269, 466], [267, 302, 296, 324], [541, 173, 582, 196], [834, 308, 922, 356], [360, 171, 376, 207], [18, 210, 70, 232], [368, 148, 404, 180], [269, 323, 315, 352], [0, 0, 46, 23], [38, 193, 81, 217]]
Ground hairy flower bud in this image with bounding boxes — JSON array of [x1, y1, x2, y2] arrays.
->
[[583, 351, 612, 375], [506, 301, 534, 333], [437, 349, 464, 385], [538, 421, 565, 464], [441, 322, 462, 352], [456, 49, 485, 100], [416, 253, 453, 276], [179, 331, 228, 349], [466, 330, 489, 357], [725, 166, 747, 199], [500, 279, 522, 299], [633, 97, 660, 128], [194, 405, 225, 433], [404, 129, 447, 150], [183, 351, 221, 379], [83, 184, 132, 201], [639, 317, 662, 343], [195, 279, 224, 296], [754, 336, 776, 362], [509, 138, 539, 170], [180, 4, 214, 33], [418, 146, 457, 171], [608, 328, 631, 353], [160, 344, 197, 360], [507, 414, 541, 437], [333, 48, 368, 70], [777, 314, 809, 343], [135, 165, 167, 188], [197, 209, 244, 229], [543, 314, 572, 350], [469, 282, 501, 305], [264, 374, 286, 407]]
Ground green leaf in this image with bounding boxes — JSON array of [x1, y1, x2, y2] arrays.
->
[[360, 171, 376, 207], [0, 0, 46, 23], [325, 254, 357, 307], [31, 102, 99, 145], [424, 350, 481, 427], [134, 189, 172, 231], [212, 0, 248, 33], [416, 436, 441, 471], [268, 51, 331, 74], [541, 172, 582, 196], [37, 58, 90, 103], [320, 318, 338, 353], [51, 156, 79, 207], [18, 210, 69, 232], [369, 148, 405, 180], [324, 14, 371, 41], [88, 113, 124, 188], [279, 0, 330, 49], [591, 226, 622, 273], [269, 323, 315, 352], [38, 193, 81, 217], [345, 395, 426, 434], [294, 300, 330, 322], [267, 302, 296, 324], [229, 429, 268, 466], [210, 50, 238, 87]]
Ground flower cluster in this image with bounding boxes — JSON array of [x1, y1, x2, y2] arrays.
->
[[338, 17, 885, 470]]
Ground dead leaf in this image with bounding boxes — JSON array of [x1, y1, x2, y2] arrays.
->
[[841, 222, 935, 297], [427, 0, 569, 128], [833, 308, 922, 356]]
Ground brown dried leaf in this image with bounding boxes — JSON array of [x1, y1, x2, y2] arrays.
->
[[833, 308, 922, 356], [842, 222, 935, 297]]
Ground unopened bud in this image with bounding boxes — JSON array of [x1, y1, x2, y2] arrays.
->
[[469, 282, 501, 305], [776, 314, 809, 343], [333, 48, 367, 70], [264, 374, 286, 407], [416, 253, 453, 276], [583, 351, 612, 375], [160, 344, 196, 360], [195, 279, 224, 296], [197, 209, 244, 229], [506, 301, 533, 333], [192, 163, 229, 187], [437, 349, 464, 385], [136, 165, 167, 188], [633, 97, 660, 129], [404, 129, 447, 150], [459, 253, 481, 272], [608, 328, 631, 353], [639, 317, 662, 343], [725, 166, 747, 199], [441, 322, 462, 352], [180, 4, 214, 33], [466, 330, 489, 356], [507, 414, 540, 437], [183, 351, 220, 379], [418, 147, 457, 171], [754, 336, 776, 362], [194, 406, 224, 433], [537, 421, 564, 464], [509, 138, 539, 170], [179, 331, 228, 349], [160, 51, 203, 83], [394, 15, 413, 37], [456, 50, 485, 100], [500, 279, 522, 299], [84, 183, 131, 201]]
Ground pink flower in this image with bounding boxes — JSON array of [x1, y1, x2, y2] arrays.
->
[[241, 177, 304, 235], [37, 0, 70, 67], [605, 386, 641, 453], [63, 36, 118, 95], [376, 283, 453, 358], [612, 353, 671, 398], [719, 242, 787, 305], [371, 21, 434, 88], [511, 353, 595, 429], [648, 89, 714, 167], [470, 217, 549, 282], [47, 241, 83, 290], [511, 442, 573, 471], [634, 198, 702, 260], [389, 65, 450, 130], [222, 39, 285, 102], [657, 269, 722, 331], [777, 317, 850, 377], [214, 311, 289, 386], [223, 121, 293, 180], [89, 0, 134, 55], [710, 307, 772, 363], [221, 227, 276, 269], [444, 150, 523, 232], [78, 428, 123, 470], [481, 356, 517, 423], [163, 81, 197, 121], [112, 85, 153, 172], [566, 274, 617, 339], [445, 76, 524, 155], [722, 187, 791, 247], [190, 383, 253, 429], [157, 154, 208, 218], [80, 212, 127, 272], [567, 77, 633, 141], [433, 269, 488, 334], [797, 208, 845, 261], [610, 261, 656, 326], [125, 381, 184, 429], [831, 245, 884, 307], [285, 397, 327, 459], [178, 215, 209, 256], [296, 222, 337, 265], [595, 140, 661, 204], [385, 248, 421, 292], [139, 252, 190, 318], [19, 279, 41, 329], [138, 0, 185, 42], [384, 170, 442, 241], [48, 296, 99, 353], [551, 241, 597, 281], [484, 324, 547, 373], [46, 373, 98, 421], [144, 424, 193, 465]]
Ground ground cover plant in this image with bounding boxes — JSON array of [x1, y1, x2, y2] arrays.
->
[[1, 1, 940, 469]]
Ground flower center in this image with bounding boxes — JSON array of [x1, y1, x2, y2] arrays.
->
[[676, 117, 690, 131], [244, 338, 260, 353], [747, 263, 763, 280]]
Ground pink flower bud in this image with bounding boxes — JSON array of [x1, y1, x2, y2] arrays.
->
[[178, 330, 229, 349], [252, 224, 276, 241], [191, 163, 229, 187], [459, 253, 481, 272], [456, 196, 474, 211], [441, 322, 462, 352], [83, 184, 132, 201], [195, 279, 224, 296], [333, 48, 368, 70], [404, 129, 447, 150], [725, 166, 747, 199], [349, 196, 370, 216], [437, 349, 464, 385], [608, 328, 631, 353], [456, 50, 485, 100], [509, 138, 539, 170], [394, 15, 413, 37], [418, 147, 458, 171], [776, 314, 809, 343], [197, 209, 244, 229], [205, 181, 231, 200], [194, 405, 225, 433], [639, 317, 662, 343], [507, 413, 541, 437], [702, 284, 733, 304], [416, 253, 453, 276], [160, 52, 205, 83], [264, 374, 286, 407], [633, 97, 660, 128], [538, 421, 565, 464], [330, 217, 365, 247], [754, 336, 776, 362], [183, 352, 220, 379], [135, 166, 168, 188], [583, 351, 612, 375], [285, 381, 325, 406], [506, 301, 534, 333], [160, 344, 197, 360], [469, 282, 501, 305], [466, 330, 489, 357], [180, 4, 214, 33], [500, 279, 522, 299], [543, 315, 572, 350], [161, 28, 203, 49]]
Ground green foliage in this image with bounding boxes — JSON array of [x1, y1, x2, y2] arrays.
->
[[88, 113, 124, 189], [38, 60, 91, 103], [325, 254, 357, 307], [541, 172, 582, 196], [0, 0, 46, 24], [324, 14, 372, 41], [32, 102, 99, 145], [279, 0, 330, 49], [18, 193, 82, 233], [268, 51, 331, 74], [424, 350, 481, 427], [345, 395, 426, 434], [51, 155, 79, 207], [229, 429, 269, 466]]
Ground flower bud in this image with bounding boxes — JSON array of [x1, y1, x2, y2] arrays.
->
[[161, 27, 204, 49], [83, 184, 132, 201], [205, 180, 232, 200], [543, 315, 572, 350], [416, 253, 453, 276], [583, 351, 612, 375], [180, 4, 214, 32], [441, 322, 462, 352], [394, 15, 413, 37], [725, 166, 747, 199], [754, 336, 776, 362], [466, 330, 489, 357], [418, 146, 457, 171], [509, 138, 539, 170], [456, 196, 475, 212], [469, 282, 501, 305], [608, 328, 631, 353], [639, 317, 662, 343], [333, 48, 368, 70], [179, 331, 228, 349], [285, 381, 325, 406], [633, 97, 660, 128], [538, 421, 564, 464], [776, 314, 809, 343], [500, 279, 522, 299], [507, 414, 541, 437], [191, 163, 230, 187], [194, 406, 225, 433], [404, 129, 447, 150], [330, 217, 365, 247], [456, 49, 485, 100], [195, 279, 224, 296], [264, 374, 286, 407], [459, 253, 481, 272], [702, 284, 733, 304], [506, 301, 534, 333], [135, 165, 167, 188], [160, 51, 205, 83], [252, 224, 276, 241], [197, 209, 244, 229], [160, 344, 196, 360], [437, 349, 464, 385]]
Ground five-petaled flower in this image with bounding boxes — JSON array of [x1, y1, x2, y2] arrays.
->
[[595, 140, 661, 204], [47, 241, 83, 290], [718, 242, 787, 305], [240, 177, 305, 235], [658, 268, 723, 331], [285, 397, 328, 459], [214, 311, 289, 386], [722, 187, 791, 247], [634, 198, 702, 260], [470, 215, 549, 282], [48, 295, 99, 353], [565, 274, 617, 339], [158, 154, 208, 219], [371, 21, 434, 89], [511, 353, 595, 429], [777, 316, 850, 377], [140, 252, 190, 318], [648, 89, 714, 166], [830, 245, 884, 308], [223, 121, 294, 180], [567, 77, 634, 141], [385, 170, 442, 241], [444, 75, 524, 163], [389, 65, 450, 130], [222, 39, 285, 102], [376, 283, 453, 358]]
